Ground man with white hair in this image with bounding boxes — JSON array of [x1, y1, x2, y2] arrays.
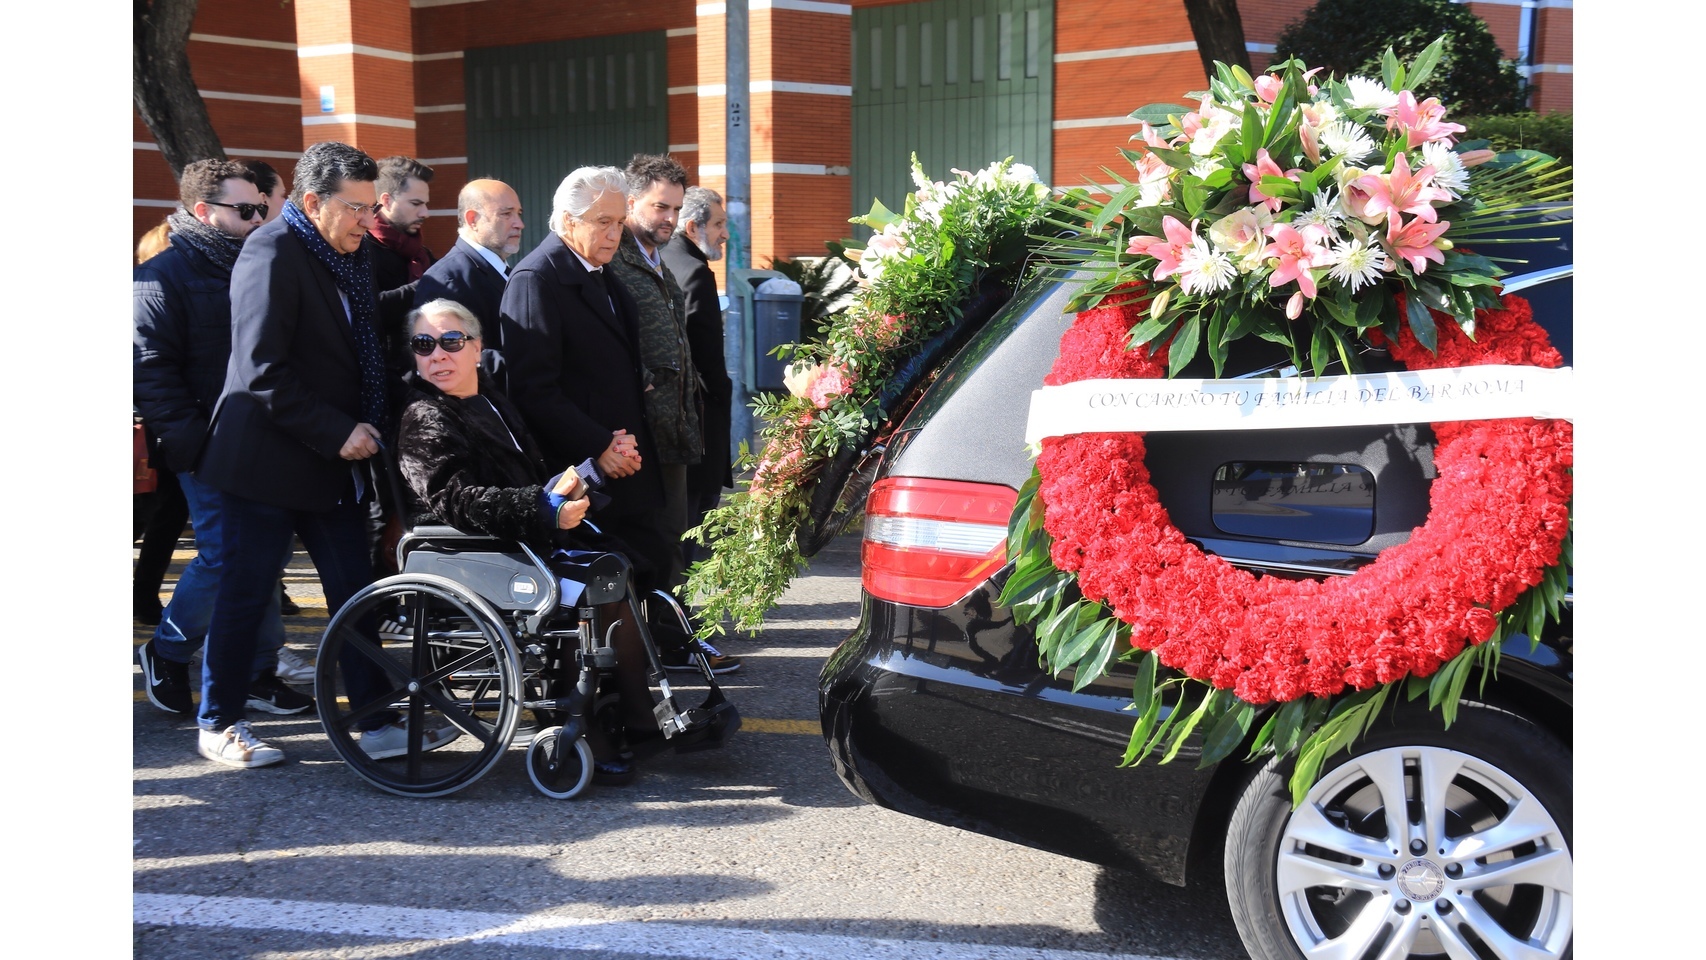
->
[[497, 166, 675, 593]]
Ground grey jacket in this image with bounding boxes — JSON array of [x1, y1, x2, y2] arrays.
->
[[610, 229, 702, 465]]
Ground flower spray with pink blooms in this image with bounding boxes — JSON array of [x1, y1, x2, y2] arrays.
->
[[1038, 37, 1571, 378], [685, 157, 1052, 634]]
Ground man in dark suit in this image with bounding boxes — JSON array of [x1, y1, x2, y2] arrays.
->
[[195, 141, 449, 768], [660, 186, 733, 567], [498, 166, 675, 590], [415, 178, 525, 387]]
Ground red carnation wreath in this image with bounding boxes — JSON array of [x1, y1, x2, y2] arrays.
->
[[1035, 291, 1572, 705]]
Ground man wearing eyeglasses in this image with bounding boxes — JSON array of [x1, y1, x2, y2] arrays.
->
[[135, 158, 311, 727], [190, 141, 401, 769]]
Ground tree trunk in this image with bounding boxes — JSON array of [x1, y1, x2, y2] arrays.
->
[[134, 0, 224, 178], [1181, 0, 1252, 78]]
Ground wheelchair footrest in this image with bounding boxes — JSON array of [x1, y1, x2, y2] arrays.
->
[[668, 700, 741, 754]]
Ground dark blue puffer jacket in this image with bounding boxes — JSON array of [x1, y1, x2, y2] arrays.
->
[[133, 233, 235, 474]]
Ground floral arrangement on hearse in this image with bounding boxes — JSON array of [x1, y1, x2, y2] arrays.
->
[[1007, 39, 1574, 802], [685, 158, 1052, 633]]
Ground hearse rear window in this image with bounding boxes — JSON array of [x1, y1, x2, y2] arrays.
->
[[1211, 462, 1374, 545]]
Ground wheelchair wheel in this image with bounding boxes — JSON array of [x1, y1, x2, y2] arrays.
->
[[316, 574, 522, 798], [525, 726, 594, 799]]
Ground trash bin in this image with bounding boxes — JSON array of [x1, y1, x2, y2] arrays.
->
[[753, 277, 804, 392]]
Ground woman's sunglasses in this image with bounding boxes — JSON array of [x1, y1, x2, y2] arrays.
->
[[409, 331, 475, 356], [205, 200, 268, 221]]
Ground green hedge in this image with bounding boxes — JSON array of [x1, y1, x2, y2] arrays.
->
[[1457, 112, 1572, 167]]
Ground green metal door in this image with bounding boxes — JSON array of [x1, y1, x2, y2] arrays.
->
[[851, 0, 1053, 237], [466, 33, 668, 255]]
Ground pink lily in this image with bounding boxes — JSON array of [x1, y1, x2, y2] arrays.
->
[[1127, 215, 1198, 281], [1384, 214, 1451, 273], [1264, 222, 1332, 298], [1136, 121, 1172, 150], [1380, 90, 1467, 148], [1254, 74, 1283, 105], [1356, 152, 1453, 224], [1242, 149, 1302, 213]]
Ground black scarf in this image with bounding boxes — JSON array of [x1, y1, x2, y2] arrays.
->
[[281, 199, 389, 432], [166, 210, 243, 273]]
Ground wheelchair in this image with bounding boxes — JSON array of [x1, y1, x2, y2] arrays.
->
[[313, 523, 740, 799]]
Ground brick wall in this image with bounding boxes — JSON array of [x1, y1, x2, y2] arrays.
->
[[137, 0, 1572, 252], [132, 1, 300, 246]]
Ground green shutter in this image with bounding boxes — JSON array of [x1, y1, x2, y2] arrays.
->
[[466, 33, 669, 255], [851, 0, 1053, 238]]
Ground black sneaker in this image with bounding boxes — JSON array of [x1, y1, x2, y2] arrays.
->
[[137, 640, 193, 714], [245, 674, 315, 715], [661, 639, 742, 675]]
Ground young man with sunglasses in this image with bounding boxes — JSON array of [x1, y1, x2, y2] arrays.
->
[[191, 141, 406, 768], [134, 159, 312, 726]]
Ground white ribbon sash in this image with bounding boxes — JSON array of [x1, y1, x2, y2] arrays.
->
[[1024, 365, 1573, 444]]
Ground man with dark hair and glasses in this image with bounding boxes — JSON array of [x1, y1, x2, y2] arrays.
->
[[238, 159, 288, 226], [190, 140, 418, 768], [136, 156, 314, 722]]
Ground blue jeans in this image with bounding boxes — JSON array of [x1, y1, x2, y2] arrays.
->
[[199, 489, 377, 731], [152, 471, 287, 683]]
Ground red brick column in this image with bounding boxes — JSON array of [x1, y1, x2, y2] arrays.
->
[[698, 1, 854, 280], [294, 0, 418, 159]]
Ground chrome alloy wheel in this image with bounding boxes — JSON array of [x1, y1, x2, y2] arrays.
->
[[1278, 744, 1572, 959]]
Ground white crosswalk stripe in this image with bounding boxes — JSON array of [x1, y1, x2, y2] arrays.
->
[[135, 893, 1206, 960]]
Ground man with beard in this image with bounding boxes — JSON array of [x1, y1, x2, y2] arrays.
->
[[414, 178, 525, 387], [134, 159, 313, 722], [607, 156, 699, 580], [660, 186, 732, 568], [366, 156, 436, 291], [607, 156, 739, 674]]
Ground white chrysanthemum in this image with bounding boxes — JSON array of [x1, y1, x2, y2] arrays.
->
[[1006, 162, 1041, 185], [1179, 240, 1237, 295], [1294, 188, 1346, 230], [1328, 238, 1388, 293], [1188, 157, 1223, 180], [1319, 120, 1377, 161], [1421, 142, 1470, 197], [1344, 76, 1399, 112]]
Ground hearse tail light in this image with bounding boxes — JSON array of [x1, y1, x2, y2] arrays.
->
[[862, 477, 1018, 608]]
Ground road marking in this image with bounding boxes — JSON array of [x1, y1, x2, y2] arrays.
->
[[133, 893, 1199, 960], [739, 718, 818, 735]]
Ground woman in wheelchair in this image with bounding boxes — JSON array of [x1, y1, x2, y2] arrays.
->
[[389, 298, 664, 787]]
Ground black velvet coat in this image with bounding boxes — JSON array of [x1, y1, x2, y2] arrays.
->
[[394, 370, 648, 578], [395, 369, 559, 547]]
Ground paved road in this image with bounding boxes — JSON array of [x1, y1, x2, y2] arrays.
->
[[133, 532, 1249, 959]]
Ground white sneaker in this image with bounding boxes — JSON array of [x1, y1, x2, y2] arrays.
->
[[198, 721, 284, 768], [274, 647, 316, 684], [359, 719, 460, 760]]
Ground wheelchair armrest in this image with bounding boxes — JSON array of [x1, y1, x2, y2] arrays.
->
[[407, 524, 481, 538]]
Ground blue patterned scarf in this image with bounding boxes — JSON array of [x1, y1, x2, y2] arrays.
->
[[281, 199, 389, 431]]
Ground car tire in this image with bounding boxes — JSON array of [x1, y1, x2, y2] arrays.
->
[[1223, 701, 1572, 960]]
